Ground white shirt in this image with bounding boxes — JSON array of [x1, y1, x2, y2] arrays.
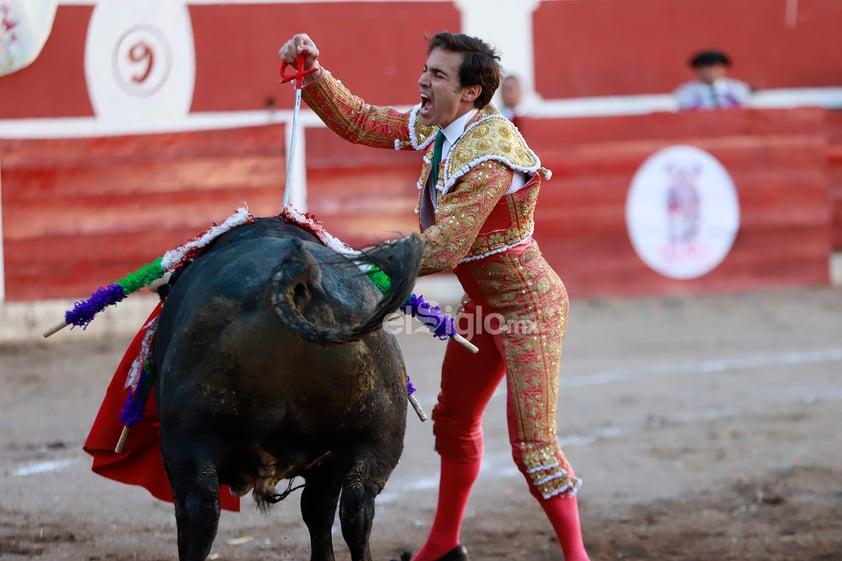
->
[[674, 78, 752, 110]]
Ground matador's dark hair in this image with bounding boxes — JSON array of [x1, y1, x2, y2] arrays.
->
[[427, 31, 501, 109]]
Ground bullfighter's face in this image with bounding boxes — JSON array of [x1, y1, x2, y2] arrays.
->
[[417, 47, 478, 129]]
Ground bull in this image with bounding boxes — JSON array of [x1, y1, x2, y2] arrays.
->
[[151, 216, 426, 561]]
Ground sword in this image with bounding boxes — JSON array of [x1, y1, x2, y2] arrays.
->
[[279, 54, 317, 208]]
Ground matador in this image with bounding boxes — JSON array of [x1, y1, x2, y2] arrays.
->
[[280, 31, 590, 561]]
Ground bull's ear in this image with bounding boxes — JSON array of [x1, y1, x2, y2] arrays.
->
[[271, 239, 323, 311], [291, 281, 312, 310]]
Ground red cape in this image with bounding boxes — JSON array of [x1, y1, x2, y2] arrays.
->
[[83, 302, 240, 512]]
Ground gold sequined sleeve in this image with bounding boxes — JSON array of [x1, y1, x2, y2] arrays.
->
[[302, 69, 412, 149], [420, 160, 513, 275]]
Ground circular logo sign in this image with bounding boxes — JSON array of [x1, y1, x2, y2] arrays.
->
[[112, 24, 171, 97], [626, 145, 740, 280]]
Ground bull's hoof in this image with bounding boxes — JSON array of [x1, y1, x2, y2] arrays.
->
[[391, 545, 469, 561]]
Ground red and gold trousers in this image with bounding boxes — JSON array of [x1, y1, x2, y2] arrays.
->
[[431, 239, 581, 499]]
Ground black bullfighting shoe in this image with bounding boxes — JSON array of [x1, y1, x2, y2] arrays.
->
[[390, 545, 469, 561]]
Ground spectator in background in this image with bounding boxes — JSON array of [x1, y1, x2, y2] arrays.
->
[[675, 50, 752, 110], [500, 73, 526, 126]]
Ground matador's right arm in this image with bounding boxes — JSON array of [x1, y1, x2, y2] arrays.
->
[[301, 69, 415, 150]]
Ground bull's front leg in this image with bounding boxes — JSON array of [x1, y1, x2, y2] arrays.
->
[[339, 476, 376, 561], [162, 436, 222, 561], [300, 469, 343, 561], [339, 456, 388, 561]]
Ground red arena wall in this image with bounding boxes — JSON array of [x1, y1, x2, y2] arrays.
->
[[0, 5, 94, 118], [189, 2, 460, 112], [0, 1, 840, 304], [522, 108, 831, 297], [533, 0, 842, 98], [4, 1, 842, 118], [0, 125, 286, 301]]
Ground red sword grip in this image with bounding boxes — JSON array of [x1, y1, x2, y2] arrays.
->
[[280, 54, 317, 89]]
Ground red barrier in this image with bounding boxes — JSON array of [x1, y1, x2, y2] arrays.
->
[[0, 125, 285, 301], [306, 108, 833, 299], [826, 110, 842, 250], [0, 110, 834, 303], [304, 127, 420, 247], [520, 108, 832, 298]]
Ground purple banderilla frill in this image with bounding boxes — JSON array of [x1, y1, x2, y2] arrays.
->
[[400, 294, 457, 341], [118, 359, 156, 428], [66, 284, 126, 329]]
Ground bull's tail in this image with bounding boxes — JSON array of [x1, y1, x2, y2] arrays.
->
[[270, 233, 426, 344]]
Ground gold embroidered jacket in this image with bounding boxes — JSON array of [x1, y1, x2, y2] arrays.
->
[[302, 70, 551, 275]]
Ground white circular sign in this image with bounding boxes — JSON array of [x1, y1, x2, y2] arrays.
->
[[626, 145, 740, 280], [113, 25, 171, 97], [84, 0, 194, 131]]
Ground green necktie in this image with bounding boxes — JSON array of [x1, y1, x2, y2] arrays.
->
[[430, 130, 445, 186]]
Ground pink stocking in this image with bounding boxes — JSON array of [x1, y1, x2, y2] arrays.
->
[[529, 464, 590, 561], [411, 456, 481, 561]]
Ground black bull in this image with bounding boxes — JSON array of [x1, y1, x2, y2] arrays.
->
[[151, 217, 426, 561]]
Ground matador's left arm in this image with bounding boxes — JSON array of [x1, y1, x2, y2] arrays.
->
[[419, 160, 513, 276]]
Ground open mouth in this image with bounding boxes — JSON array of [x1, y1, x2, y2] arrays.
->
[[419, 93, 432, 116]]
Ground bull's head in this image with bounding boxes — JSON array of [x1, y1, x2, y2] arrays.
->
[[270, 233, 426, 344]]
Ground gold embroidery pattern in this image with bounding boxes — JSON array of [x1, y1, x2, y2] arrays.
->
[[410, 108, 549, 194], [443, 116, 544, 186], [302, 70, 412, 149], [521, 442, 582, 499], [408, 107, 438, 149], [301, 68, 576, 497], [460, 243, 579, 498], [303, 74, 549, 274], [462, 186, 540, 261], [418, 160, 513, 275]]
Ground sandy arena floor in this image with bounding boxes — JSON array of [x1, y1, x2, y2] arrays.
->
[[1, 286, 841, 561]]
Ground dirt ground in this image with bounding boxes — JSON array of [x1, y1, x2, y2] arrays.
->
[[1, 286, 841, 561]]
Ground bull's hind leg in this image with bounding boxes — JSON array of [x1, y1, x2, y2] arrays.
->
[[338, 460, 379, 561], [161, 435, 222, 561], [300, 468, 343, 561]]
